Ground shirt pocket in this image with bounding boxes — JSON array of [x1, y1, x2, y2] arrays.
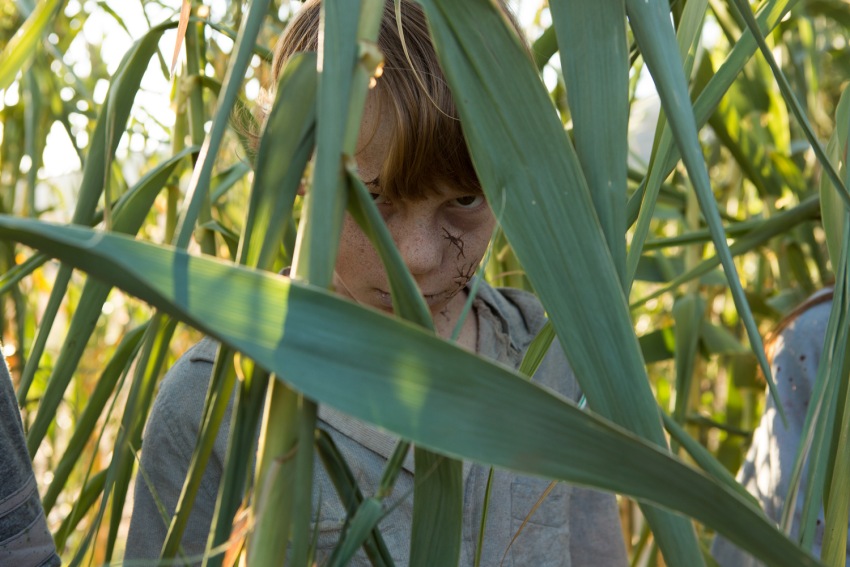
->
[[509, 477, 571, 567]]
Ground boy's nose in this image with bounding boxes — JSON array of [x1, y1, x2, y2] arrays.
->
[[391, 215, 444, 276]]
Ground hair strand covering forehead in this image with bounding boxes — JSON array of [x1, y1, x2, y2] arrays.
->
[[260, 0, 533, 200]]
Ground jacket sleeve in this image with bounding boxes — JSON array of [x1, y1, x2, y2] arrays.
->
[[0, 355, 61, 567], [125, 341, 231, 565]]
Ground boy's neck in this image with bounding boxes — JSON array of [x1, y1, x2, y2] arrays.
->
[[434, 288, 478, 353]]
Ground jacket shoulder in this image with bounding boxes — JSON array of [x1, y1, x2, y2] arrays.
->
[[475, 282, 546, 352]]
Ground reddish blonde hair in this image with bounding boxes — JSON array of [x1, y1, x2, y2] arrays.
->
[[257, 0, 523, 201]]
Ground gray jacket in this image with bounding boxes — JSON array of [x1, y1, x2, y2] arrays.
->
[[0, 355, 61, 567], [126, 281, 627, 566]]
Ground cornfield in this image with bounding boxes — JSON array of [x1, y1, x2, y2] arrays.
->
[[1, 0, 849, 565]]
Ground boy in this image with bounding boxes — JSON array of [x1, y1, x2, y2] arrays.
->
[[127, 2, 628, 565]]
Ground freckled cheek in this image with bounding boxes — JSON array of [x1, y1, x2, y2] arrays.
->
[[447, 216, 496, 268], [335, 216, 386, 285], [465, 234, 493, 263]]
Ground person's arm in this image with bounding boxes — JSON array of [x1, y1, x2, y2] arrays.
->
[[126, 340, 231, 564], [0, 354, 61, 567]]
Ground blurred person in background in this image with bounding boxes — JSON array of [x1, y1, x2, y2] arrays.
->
[[712, 287, 850, 566]]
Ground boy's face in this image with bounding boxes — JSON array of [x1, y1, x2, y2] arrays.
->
[[333, 97, 496, 327]]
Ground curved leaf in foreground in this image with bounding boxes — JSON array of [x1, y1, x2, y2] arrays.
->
[[420, 0, 700, 561], [0, 216, 823, 567]]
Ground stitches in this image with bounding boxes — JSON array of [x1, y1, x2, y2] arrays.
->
[[442, 227, 466, 260]]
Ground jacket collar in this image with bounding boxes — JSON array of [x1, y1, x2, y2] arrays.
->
[[318, 279, 530, 473], [190, 279, 535, 475]]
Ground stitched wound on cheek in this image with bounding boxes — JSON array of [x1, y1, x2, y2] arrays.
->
[[442, 227, 466, 259]]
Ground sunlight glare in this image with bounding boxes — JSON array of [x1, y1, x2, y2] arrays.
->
[[92, 79, 109, 104], [43, 121, 81, 176], [19, 155, 32, 175], [3, 82, 20, 106]]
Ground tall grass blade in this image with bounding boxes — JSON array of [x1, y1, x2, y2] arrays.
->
[[0, 252, 47, 296], [54, 470, 107, 550], [790, 276, 845, 550], [159, 348, 238, 561], [625, 0, 708, 287], [632, 195, 821, 307], [347, 174, 432, 327], [326, 497, 388, 567], [290, 398, 319, 566], [519, 321, 556, 378], [23, 68, 39, 217], [205, 363, 268, 567], [672, 293, 705, 428], [171, 0, 192, 76], [791, 84, 850, 559], [0, 217, 827, 567], [16, 21, 178, 404], [661, 412, 759, 507], [420, 0, 702, 561], [822, 262, 850, 565], [551, 0, 628, 284], [625, 0, 776, 446], [531, 25, 556, 71], [316, 429, 394, 567], [174, 0, 270, 249], [819, 85, 850, 266], [249, 374, 299, 565], [282, 1, 362, 563], [107, 318, 180, 562], [409, 451, 462, 566], [41, 322, 148, 514], [0, 0, 63, 90], [729, 0, 850, 209], [183, 13, 216, 256], [25, 149, 191, 454], [237, 51, 317, 565], [293, 0, 357, 284], [239, 53, 317, 268]]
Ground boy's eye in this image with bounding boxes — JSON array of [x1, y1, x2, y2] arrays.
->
[[453, 195, 484, 209], [370, 192, 391, 205]]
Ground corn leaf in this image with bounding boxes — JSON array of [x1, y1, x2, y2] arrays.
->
[[0, 0, 63, 90], [420, 0, 702, 561], [0, 217, 830, 567], [551, 0, 628, 283]]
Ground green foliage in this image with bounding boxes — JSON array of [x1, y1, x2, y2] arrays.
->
[[1, 0, 849, 565]]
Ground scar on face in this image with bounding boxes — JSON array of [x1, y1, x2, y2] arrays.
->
[[449, 262, 477, 298], [442, 227, 466, 260]]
